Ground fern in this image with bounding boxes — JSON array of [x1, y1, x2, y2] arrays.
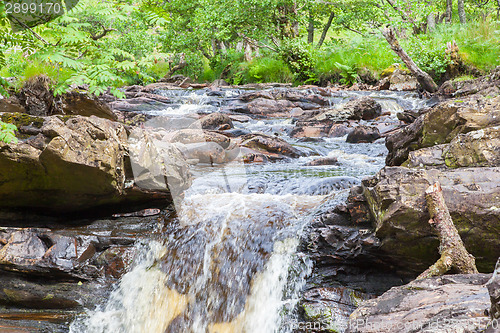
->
[[334, 62, 359, 86], [0, 121, 18, 144]]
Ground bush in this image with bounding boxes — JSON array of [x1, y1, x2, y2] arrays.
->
[[279, 39, 316, 83]]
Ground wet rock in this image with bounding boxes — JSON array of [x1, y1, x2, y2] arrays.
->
[[404, 127, 500, 169], [177, 142, 227, 164], [305, 157, 338, 166], [211, 79, 230, 87], [0, 228, 99, 279], [363, 166, 500, 273], [0, 271, 108, 309], [344, 97, 382, 121], [386, 93, 500, 166], [388, 68, 418, 91], [169, 129, 231, 149], [291, 119, 333, 138], [437, 67, 500, 97], [396, 110, 419, 124], [487, 258, 500, 320], [95, 246, 135, 279], [328, 123, 351, 138], [109, 96, 171, 112], [197, 112, 233, 130], [238, 91, 274, 102], [299, 287, 370, 333], [0, 114, 190, 214], [404, 144, 447, 169], [219, 128, 251, 138], [346, 274, 492, 333], [14, 76, 117, 120], [247, 98, 295, 115], [346, 126, 381, 143], [227, 115, 252, 123], [239, 133, 303, 158]]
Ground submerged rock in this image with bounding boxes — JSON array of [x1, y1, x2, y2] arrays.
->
[[347, 274, 492, 333]]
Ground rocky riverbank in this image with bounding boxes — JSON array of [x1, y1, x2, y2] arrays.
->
[[296, 68, 500, 332], [0, 68, 498, 331]]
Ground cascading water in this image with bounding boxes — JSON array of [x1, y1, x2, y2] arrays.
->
[[70, 88, 428, 333]]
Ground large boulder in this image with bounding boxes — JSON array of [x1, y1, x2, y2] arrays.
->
[[0, 114, 190, 214], [344, 97, 382, 120], [362, 166, 500, 273], [404, 127, 500, 169], [347, 274, 492, 333], [386, 93, 500, 166]]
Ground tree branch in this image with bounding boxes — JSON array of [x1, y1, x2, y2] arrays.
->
[[382, 26, 438, 93], [90, 22, 117, 40], [9, 16, 51, 45]]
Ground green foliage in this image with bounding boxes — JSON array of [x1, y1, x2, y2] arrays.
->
[[406, 37, 451, 80], [245, 56, 293, 83], [334, 62, 359, 86], [279, 39, 316, 82], [0, 121, 18, 144], [1, 0, 499, 92]]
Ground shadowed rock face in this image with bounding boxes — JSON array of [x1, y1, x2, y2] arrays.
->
[[346, 274, 492, 333], [362, 166, 500, 273], [0, 114, 191, 214]]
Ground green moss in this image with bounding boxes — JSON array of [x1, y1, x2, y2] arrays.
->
[[0, 113, 44, 129]]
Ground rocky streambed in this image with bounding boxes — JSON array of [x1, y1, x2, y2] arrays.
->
[[0, 69, 498, 332]]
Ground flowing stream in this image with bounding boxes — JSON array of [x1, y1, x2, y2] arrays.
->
[[70, 88, 427, 333]]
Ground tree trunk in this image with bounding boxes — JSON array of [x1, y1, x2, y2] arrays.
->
[[446, 0, 453, 23], [307, 11, 315, 44], [417, 182, 478, 280], [458, 0, 466, 23], [166, 53, 187, 78], [317, 11, 335, 49], [244, 42, 253, 62], [382, 26, 438, 93], [427, 13, 436, 32]]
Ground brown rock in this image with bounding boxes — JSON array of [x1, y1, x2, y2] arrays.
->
[[347, 274, 491, 333], [346, 126, 381, 143], [197, 112, 234, 130], [363, 166, 500, 273]]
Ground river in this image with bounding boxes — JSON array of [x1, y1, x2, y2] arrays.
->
[[69, 87, 427, 333]]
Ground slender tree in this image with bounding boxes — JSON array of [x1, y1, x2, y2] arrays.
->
[[458, 0, 467, 23]]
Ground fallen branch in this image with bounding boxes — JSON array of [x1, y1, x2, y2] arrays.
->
[[90, 22, 117, 41], [166, 53, 187, 78], [417, 182, 478, 279], [382, 26, 438, 93]]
